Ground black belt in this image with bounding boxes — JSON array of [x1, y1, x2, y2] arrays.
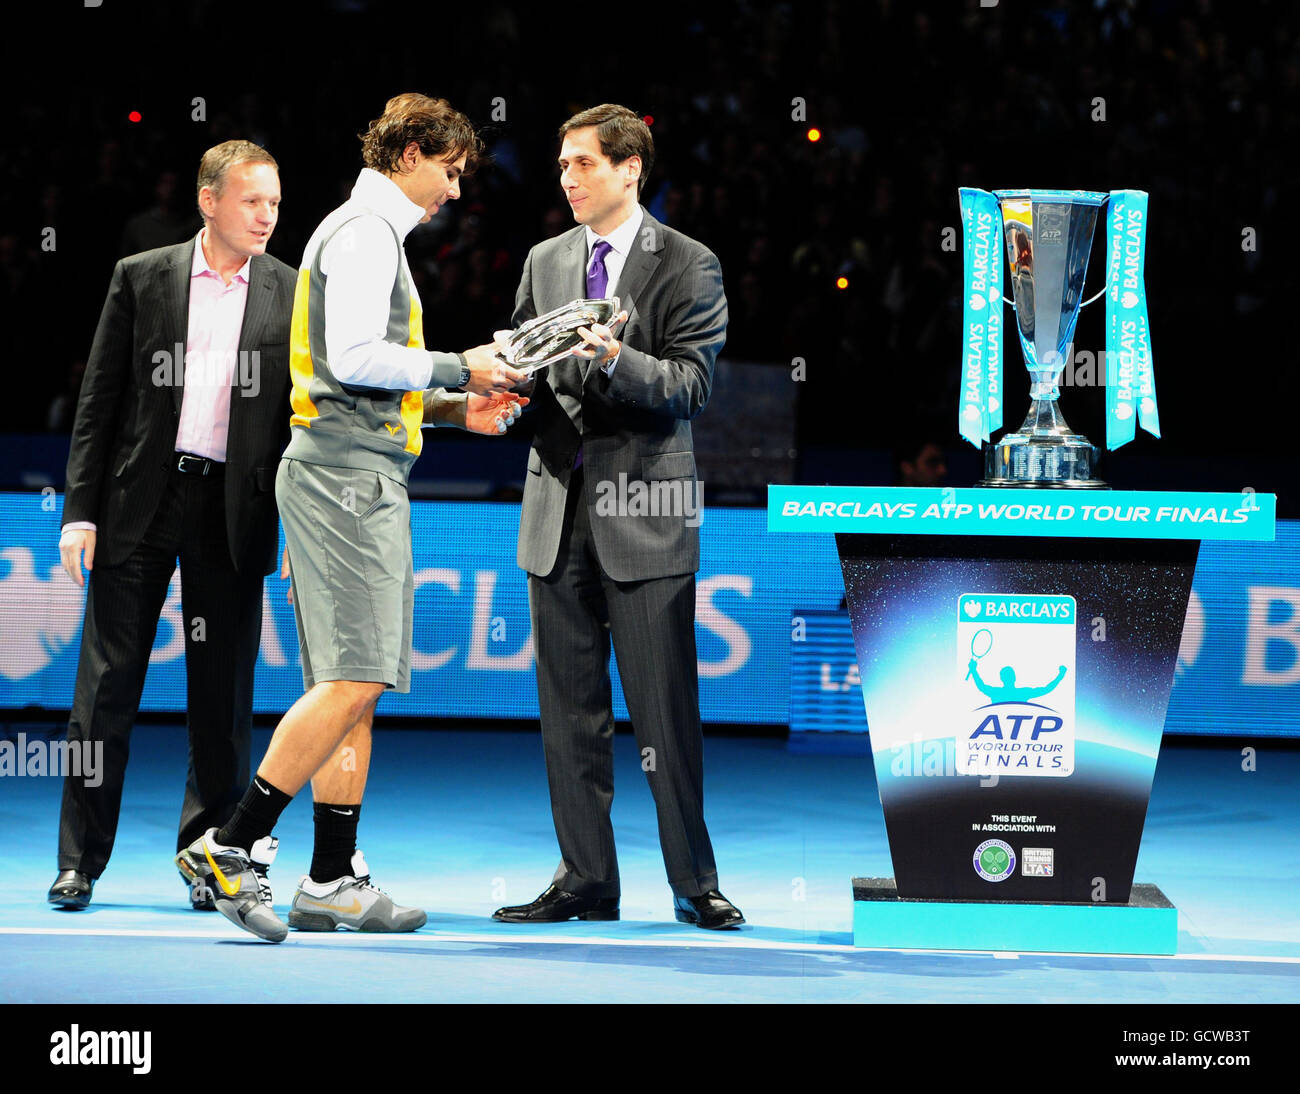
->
[[175, 453, 224, 476]]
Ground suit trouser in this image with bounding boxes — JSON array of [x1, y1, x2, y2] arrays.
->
[[527, 467, 718, 900], [57, 469, 261, 877]]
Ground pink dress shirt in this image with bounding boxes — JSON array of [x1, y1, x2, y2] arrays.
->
[[175, 228, 251, 461]]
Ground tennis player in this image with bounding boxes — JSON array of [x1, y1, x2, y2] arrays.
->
[[176, 93, 526, 941]]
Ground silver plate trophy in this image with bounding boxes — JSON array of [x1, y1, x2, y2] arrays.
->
[[984, 190, 1108, 488], [496, 296, 621, 376]]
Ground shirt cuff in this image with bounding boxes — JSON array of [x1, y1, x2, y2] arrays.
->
[[428, 350, 464, 388], [61, 521, 97, 535]]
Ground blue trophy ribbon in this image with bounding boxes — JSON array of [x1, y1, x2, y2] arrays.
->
[[1105, 190, 1159, 449], [986, 197, 1004, 434], [958, 188, 1002, 447]]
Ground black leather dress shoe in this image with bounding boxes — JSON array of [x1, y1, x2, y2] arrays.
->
[[48, 870, 94, 910], [674, 890, 744, 929], [492, 884, 619, 923]]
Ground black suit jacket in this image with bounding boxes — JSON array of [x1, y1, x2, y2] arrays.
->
[[512, 207, 728, 582], [63, 239, 296, 575]]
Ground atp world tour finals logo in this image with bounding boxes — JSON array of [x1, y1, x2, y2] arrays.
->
[[956, 593, 1076, 777]]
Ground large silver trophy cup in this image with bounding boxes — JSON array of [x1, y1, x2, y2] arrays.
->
[[496, 296, 621, 376], [982, 190, 1108, 488]]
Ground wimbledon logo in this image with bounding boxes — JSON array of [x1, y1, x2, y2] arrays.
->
[[973, 839, 1016, 882]]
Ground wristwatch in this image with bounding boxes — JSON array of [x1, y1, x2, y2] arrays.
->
[[456, 352, 470, 389]]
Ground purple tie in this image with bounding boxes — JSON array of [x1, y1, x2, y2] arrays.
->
[[575, 240, 612, 471], [587, 239, 612, 298]]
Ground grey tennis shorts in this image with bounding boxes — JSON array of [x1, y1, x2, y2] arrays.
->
[[275, 458, 413, 692]]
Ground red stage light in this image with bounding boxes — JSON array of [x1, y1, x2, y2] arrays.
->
[[128, 111, 142, 123]]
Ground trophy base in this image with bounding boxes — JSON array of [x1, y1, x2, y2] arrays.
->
[[979, 432, 1108, 489]]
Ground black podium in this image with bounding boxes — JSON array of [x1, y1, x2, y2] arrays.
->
[[770, 485, 1276, 953]]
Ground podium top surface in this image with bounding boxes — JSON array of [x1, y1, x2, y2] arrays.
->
[[767, 486, 1277, 541]]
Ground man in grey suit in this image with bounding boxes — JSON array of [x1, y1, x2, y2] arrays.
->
[[493, 104, 743, 929]]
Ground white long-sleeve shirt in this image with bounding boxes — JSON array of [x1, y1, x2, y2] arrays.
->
[[315, 168, 460, 391]]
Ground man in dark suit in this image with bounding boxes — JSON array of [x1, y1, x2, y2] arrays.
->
[[50, 140, 295, 910], [492, 105, 743, 929]]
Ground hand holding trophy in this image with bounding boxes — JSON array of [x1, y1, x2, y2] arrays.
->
[[494, 296, 623, 376]]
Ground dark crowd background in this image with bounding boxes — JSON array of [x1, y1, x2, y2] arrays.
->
[[0, 0, 1295, 509]]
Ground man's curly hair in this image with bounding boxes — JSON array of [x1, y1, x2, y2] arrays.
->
[[359, 93, 484, 176]]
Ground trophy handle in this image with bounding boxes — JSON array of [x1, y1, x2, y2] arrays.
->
[[1079, 283, 1107, 309]]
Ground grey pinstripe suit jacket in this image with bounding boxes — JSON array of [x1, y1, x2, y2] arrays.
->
[[512, 208, 728, 582]]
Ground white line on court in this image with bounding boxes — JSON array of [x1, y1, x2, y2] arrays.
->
[[1, 925, 1298, 964]]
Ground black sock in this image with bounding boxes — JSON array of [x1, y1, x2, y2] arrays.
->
[[310, 802, 361, 883], [217, 776, 292, 852]]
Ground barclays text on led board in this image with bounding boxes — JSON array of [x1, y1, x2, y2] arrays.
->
[[0, 494, 1294, 736]]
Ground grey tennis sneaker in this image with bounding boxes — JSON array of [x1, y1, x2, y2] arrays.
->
[[175, 828, 287, 943], [288, 851, 427, 933]]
